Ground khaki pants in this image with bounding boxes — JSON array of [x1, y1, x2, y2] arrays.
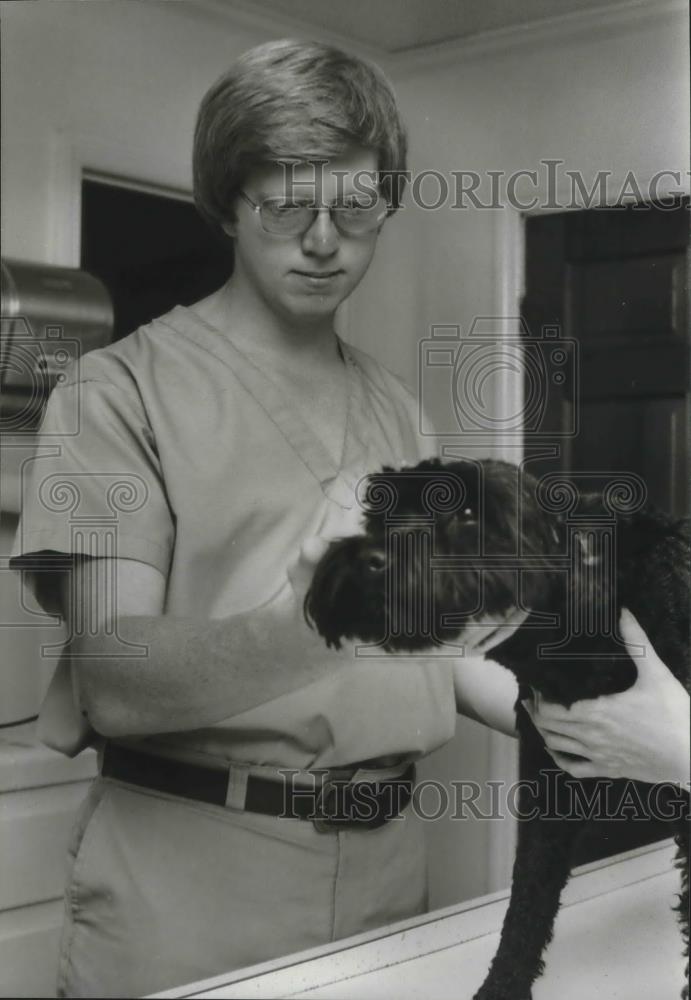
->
[[57, 776, 428, 998]]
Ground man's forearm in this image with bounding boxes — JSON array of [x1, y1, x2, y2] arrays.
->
[[72, 604, 343, 738], [452, 655, 519, 738]]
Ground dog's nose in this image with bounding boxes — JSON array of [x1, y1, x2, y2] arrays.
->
[[367, 552, 386, 572]]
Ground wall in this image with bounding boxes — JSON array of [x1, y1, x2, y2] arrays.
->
[[349, 2, 690, 387], [0, 1, 688, 966]]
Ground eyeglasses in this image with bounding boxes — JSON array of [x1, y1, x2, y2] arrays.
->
[[237, 191, 388, 237]]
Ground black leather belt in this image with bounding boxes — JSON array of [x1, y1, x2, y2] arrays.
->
[[101, 742, 415, 833]]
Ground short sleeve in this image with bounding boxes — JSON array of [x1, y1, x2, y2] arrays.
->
[[9, 372, 175, 612]]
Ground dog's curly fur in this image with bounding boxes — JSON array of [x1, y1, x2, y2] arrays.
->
[[305, 458, 690, 999]]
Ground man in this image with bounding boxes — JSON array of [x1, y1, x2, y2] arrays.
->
[[11, 40, 519, 997]]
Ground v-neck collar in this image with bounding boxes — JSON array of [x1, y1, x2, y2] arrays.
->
[[167, 305, 367, 508]]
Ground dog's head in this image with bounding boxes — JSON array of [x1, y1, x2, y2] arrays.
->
[[305, 458, 558, 651]]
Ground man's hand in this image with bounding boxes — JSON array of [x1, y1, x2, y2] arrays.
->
[[523, 609, 690, 786], [294, 541, 522, 737]]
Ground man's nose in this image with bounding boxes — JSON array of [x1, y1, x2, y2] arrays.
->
[[301, 208, 340, 255]]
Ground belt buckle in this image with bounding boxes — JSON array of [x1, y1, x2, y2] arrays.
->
[[312, 776, 349, 833], [310, 765, 414, 833]]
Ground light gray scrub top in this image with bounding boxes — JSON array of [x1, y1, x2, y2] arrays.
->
[[11, 305, 457, 769]]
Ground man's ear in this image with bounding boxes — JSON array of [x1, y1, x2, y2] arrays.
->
[[221, 218, 237, 239]]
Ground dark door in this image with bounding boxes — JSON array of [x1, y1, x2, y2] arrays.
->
[[521, 198, 689, 864], [81, 177, 233, 342]]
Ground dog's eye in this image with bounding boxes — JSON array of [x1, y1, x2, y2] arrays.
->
[[367, 553, 386, 572]]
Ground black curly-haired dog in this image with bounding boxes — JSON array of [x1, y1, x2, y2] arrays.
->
[[305, 458, 690, 1000]]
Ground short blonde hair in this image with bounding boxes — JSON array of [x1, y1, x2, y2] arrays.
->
[[193, 39, 408, 230]]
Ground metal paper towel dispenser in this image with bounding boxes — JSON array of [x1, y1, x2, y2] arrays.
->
[[1, 258, 113, 432]]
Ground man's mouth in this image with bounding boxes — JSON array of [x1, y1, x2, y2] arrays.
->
[[291, 269, 343, 282]]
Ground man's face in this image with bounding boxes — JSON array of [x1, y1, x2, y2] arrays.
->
[[226, 147, 383, 329]]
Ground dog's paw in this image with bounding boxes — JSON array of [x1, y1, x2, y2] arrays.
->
[[473, 985, 531, 1000]]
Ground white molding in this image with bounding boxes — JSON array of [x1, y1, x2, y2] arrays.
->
[[181, 0, 686, 76], [485, 730, 519, 892], [387, 0, 687, 76], [484, 205, 524, 891], [491, 206, 527, 461], [191, 0, 386, 59], [82, 169, 193, 204], [47, 130, 82, 268], [47, 128, 194, 268]]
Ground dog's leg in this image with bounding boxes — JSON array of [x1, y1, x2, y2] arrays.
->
[[473, 809, 583, 999], [473, 726, 585, 1000]]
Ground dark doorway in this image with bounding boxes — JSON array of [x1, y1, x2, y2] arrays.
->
[[80, 176, 233, 342], [521, 197, 689, 865]]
